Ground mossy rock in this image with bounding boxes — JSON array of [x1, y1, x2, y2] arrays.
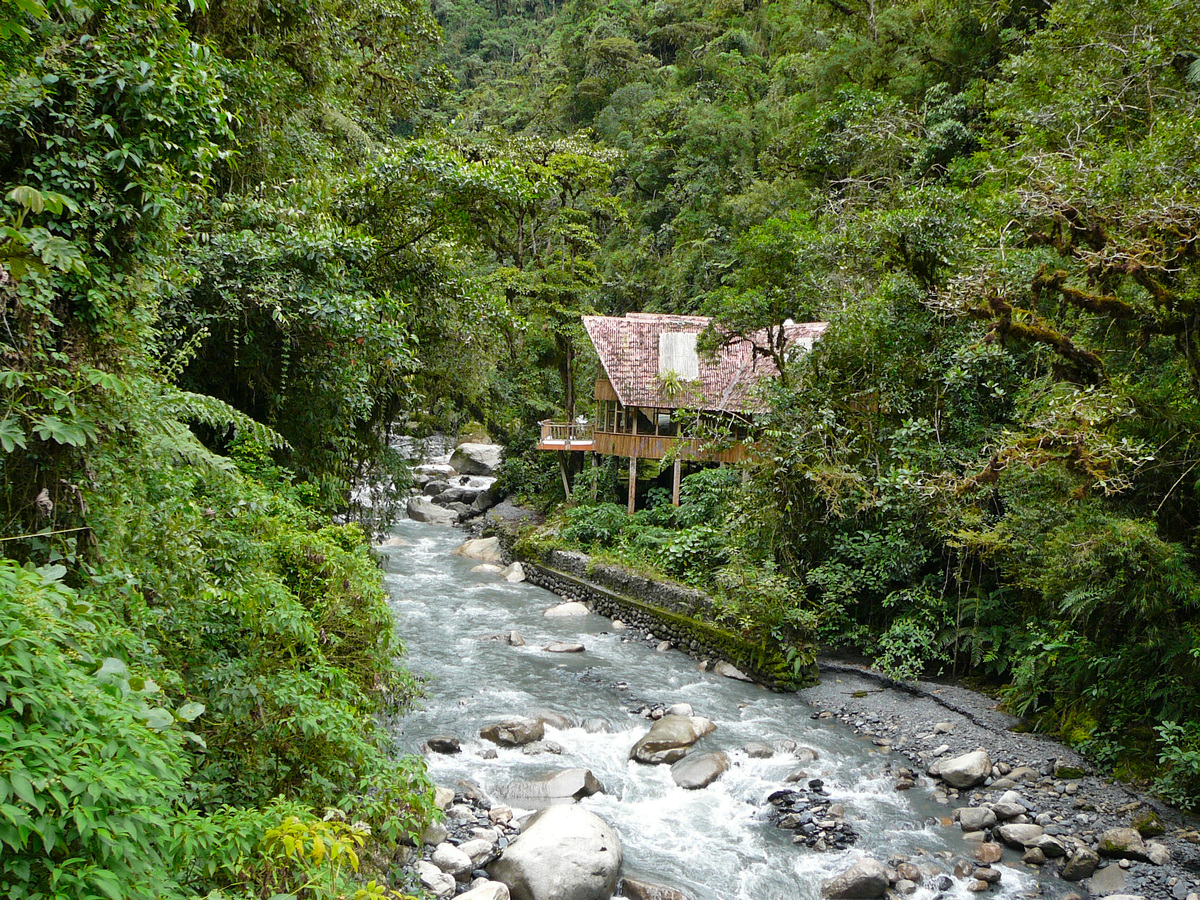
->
[[1053, 764, 1087, 779], [1132, 809, 1165, 838]]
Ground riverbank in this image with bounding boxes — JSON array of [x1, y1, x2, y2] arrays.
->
[[398, 498, 1200, 900], [799, 660, 1200, 900], [503, 526, 1200, 900]]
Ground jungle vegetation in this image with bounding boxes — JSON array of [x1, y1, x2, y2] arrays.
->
[[2, 1, 1200, 896], [427, 0, 1200, 809]]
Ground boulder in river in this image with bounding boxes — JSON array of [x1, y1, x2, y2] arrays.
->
[[458, 882, 511, 900], [821, 857, 889, 899], [407, 496, 459, 525], [620, 877, 694, 900], [934, 750, 992, 788], [744, 741, 774, 759], [473, 564, 505, 575], [456, 537, 503, 562], [1061, 847, 1101, 881], [501, 768, 605, 808], [713, 661, 752, 681], [544, 641, 585, 653], [544, 601, 590, 617], [630, 715, 717, 764], [670, 751, 730, 789], [425, 735, 461, 754], [957, 806, 997, 831], [481, 717, 545, 747], [532, 710, 572, 730], [487, 805, 621, 900], [451, 442, 504, 475], [503, 562, 527, 583], [994, 823, 1043, 848]]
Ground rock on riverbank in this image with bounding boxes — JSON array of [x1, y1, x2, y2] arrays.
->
[[799, 660, 1200, 900]]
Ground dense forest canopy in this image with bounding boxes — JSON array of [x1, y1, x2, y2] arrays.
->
[[426, 0, 1200, 808], [1, 0, 1200, 895]]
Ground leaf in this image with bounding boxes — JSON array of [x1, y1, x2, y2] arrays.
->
[[94, 658, 128, 679], [311, 833, 325, 863], [176, 701, 204, 722], [142, 707, 174, 730], [6, 186, 44, 213], [33, 414, 89, 447], [0, 418, 27, 454]]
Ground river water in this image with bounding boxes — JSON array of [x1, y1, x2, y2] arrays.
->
[[380, 519, 1038, 900]]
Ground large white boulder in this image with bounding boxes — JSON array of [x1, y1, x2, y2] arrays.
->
[[456, 536, 503, 562], [417, 860, 457, 898], [407, 496, 458, 526], [501, 768, 605, 809], [713, 661, 752, 682], [431, 842, 474, 878], [630, 715, 716, 764], [670, 751, 730, 789], [544, 601, 590, 617], [487, 806, 622, 900], [451, 443, 504, 475], [821, 857, 889, 899], [935, 749, 992, 788], [458, 883, 511, 900]]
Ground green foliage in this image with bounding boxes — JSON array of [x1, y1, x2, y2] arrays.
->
[[0, 2, 438, 897], [0, 561, 187, 900], [1155, 721, 1200, 812], [434, 0, 1200, 809], [561, 501, 629, 547]]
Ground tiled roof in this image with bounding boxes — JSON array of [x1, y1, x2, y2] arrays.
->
[[582, 313, 828, 413]]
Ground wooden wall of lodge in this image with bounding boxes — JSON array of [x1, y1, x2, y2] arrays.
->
[[592, 378, 748, 464]]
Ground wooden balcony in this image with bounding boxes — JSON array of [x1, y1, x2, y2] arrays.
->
[[537, 420, 746, 463], [537, 420, 596, 451]]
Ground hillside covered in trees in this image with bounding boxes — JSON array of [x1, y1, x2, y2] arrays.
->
[[426, 0, 1200, 809], [2, 0, 1200, 896]]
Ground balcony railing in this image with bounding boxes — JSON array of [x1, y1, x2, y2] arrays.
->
[[538, 420, 595, 449]]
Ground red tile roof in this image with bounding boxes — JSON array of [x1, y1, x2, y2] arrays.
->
[[582, 313, 828, 413]]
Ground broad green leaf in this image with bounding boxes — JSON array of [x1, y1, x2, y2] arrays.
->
[[142, 707, 174, 730], [0, 418, 26, 454], [176, 701, 205, 722], [94, 657, 127, 679]]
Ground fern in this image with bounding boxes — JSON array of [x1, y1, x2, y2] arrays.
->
[[143, 418, 237, 476], [1188, 57, 1200, 86], [165, 388, 290, 451]]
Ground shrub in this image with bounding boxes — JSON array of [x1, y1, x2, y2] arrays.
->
[[1154, 721, 1200, 811], [0, 561, 190, 900], [561, 503, 629, 548]]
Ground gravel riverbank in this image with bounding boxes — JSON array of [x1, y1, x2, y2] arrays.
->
[[800, 659, 1200, 900]]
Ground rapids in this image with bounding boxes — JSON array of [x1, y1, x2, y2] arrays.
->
[[380, 519, 1041, 900]]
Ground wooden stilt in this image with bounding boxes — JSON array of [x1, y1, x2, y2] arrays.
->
[[627, 454, 638, 514], [672, 457, 682, 507], [558, 451, 571, 499]]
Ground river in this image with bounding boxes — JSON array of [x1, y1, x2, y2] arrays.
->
[[380, 518, 1041, 900]]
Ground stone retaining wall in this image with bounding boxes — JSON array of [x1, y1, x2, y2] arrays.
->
[[519, 549, 816, 691]]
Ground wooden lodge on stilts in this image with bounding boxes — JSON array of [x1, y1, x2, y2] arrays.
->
[[537, 312, 828, 511]]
